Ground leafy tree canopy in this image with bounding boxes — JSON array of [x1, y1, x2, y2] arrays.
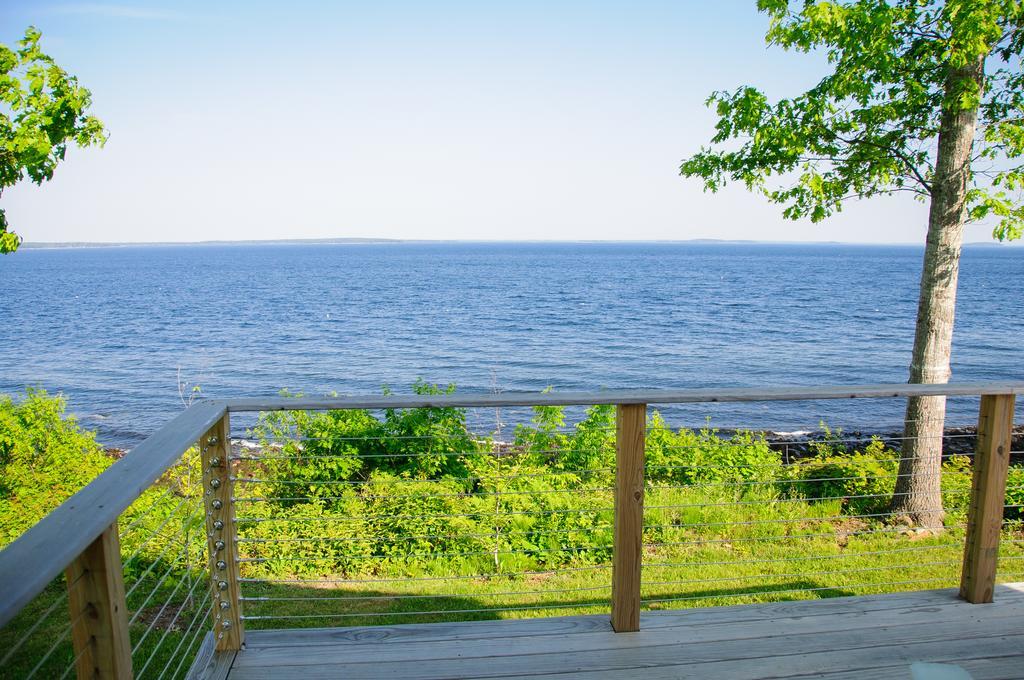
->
[[680, 0, 1023, 241], [0, 26, 106, 253]]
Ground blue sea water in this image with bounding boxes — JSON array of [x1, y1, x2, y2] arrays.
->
[[0, 242, 1021, 447]]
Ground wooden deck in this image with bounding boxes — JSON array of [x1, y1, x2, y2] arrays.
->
[[202, 584, 1024, 679]]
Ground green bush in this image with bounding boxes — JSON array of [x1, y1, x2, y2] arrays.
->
[[1005, 466, 1024, 522], [360, 472, 479, 570], [785, 438, 897, 515], [237, 497, 376, 578], [254, 406, 377, 504], [939, 454, 973, 524], [469, 454, 613, 569], [0, 389, 112, 546], [941, 456, 1024, 524], [377, 380, 481, 478], [558, 404, 616, 472], [252, 381, 481, 501], [645, 412, 782, 485], [512, 402, 618, 474], [513, 403, 569, 464]]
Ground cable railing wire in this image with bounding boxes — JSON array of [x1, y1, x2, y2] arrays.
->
[[241, 564, 613, 586], [237, 523, 614, 546], [639, 508, 957, 530], [643, 544, 961, 570], [641, 523, 967, 549], [56, 639, 92, 680], [639, 519, 963, 536], [646, 453, 974, 475], [643, 468, 948, 493], [237, 542, 614, 564], [241, 584, 613, 604], [241, 600, 614, 622], [231, 445, 611, 462], [0, 572, 81, 669], [124, 504, 203, 602], [639, 489, 962, 511], [120, 494, 196, 571], [642, 560, 961, 589], [127, 537, 197, 628], [24, 607, 88, 680], [120, 484, 180, 536], [639, 576, 958, 607], [230, 466, 616, 485], [155, 591, 213, 680], [133, 570, 208, 679], [236, 505, 616, 524], [232, 486, 615, 504], [130, 559, 205, 656]]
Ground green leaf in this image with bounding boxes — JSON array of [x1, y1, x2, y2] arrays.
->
[[0, 26, 106, 254]]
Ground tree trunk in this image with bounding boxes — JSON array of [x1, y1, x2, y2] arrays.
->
[[891, 56, 985, 528]]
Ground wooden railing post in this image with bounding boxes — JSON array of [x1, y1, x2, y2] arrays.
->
[[611, 403, 646, 632], [961, 393, 1016, 603], [65, 524, 132, 680], [200, 414, 245, 650]]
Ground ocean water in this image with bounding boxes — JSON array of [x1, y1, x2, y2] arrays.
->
[[1, 242, 1021, 446]]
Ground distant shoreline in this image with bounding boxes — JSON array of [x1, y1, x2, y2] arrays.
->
[[20, 237, 405, 249], [19, 238, 1020, 250]]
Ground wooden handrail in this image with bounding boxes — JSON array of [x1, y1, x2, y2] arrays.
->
[[222, 382, 1024, 412]]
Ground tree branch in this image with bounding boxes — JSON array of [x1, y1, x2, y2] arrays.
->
[[834, 133, 934, 194]]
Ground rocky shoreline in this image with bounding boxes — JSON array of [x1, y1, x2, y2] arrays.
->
[[103, 426, 1024, 465], [757, 425, 1024, 463]]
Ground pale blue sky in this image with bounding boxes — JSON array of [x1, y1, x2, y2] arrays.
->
[[0, 1, 1001, 244]]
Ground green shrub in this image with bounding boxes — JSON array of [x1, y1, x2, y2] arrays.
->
[[645, 412, 782, 485], [0, 389, 112, 545], [807, 423, 849, 457], [377, 381, 480, 478], [469, 454, 613, 569], [254, 406, 377, 504], [236, 496, 376, 578], [1006, 466, 1024, 522], [252, 381, 481, 498], [559, 404, 616, 472], [513, 403, 569, 465], [786, 439, 897, 515], [939, 454, 973, 524], [941, 457, 1024, 524], [512, 402, 618, 474], [360, 472, 479, 569]]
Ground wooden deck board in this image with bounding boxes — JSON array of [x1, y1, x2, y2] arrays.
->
[[224, 585, 1024, 679]]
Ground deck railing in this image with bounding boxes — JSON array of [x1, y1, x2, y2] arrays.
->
[[0, 383, 1020, 678]]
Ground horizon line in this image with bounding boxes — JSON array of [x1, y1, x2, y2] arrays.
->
[[16, 236, 1019, 249]]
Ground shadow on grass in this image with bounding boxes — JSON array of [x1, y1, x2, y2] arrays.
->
[[238, 578, 859, 632]]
